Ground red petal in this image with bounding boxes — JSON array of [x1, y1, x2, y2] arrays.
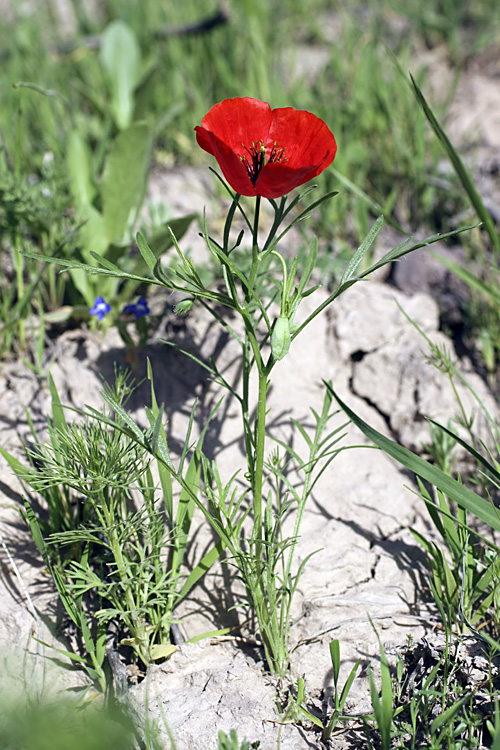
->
[[195, 127, 258, 196], [255, 163, 322, 199], [199, 97, 273, 154], [267, 107, 337, 170]]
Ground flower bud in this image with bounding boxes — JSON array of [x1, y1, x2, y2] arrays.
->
[[174, 298, 194, 316], [271, 315, 291, 361]]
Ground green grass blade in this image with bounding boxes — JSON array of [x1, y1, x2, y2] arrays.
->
[[0, 446, 26, 476], [411, 74, 500, 255], [430, 692, 472, 734], [48, 374, 68, 434], [432, 253, 500, 307], [428, 418, 500, 481], [330, 639, 341, 693]]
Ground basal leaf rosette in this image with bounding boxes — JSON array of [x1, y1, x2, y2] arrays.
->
[[195, 97, 337, 198]]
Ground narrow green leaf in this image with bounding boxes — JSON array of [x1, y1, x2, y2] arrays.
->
[[411, 74, 500, 255], [330, 639, 340, 689], [328, 385, 500, 532], [147, 406, 165, 457], [330, 167, 405, 233], [52, 566, 80, 625], [186, 624, 236, 644], [19, 250, 153, 284], [428, 418, 500, 481], [100, 393, 145, 443], [177, 539, 226, 601], [32, 637, 87, 664], [88, 251, 123, 274], [48, 374, 68, 434], [339, 659, 360, 708], [136, 231, 157, 272], [23, 501, 47, 559], [430, 693, 472, 733], [295, 236, 318, 299], [340, 216, 384, 284], [0, 446, 26, 476], [432, 253, 500, 307], [294, 223, 476, 340]]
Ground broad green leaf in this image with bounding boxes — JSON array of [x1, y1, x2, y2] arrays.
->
[[149, 643, 177, 661], [75, 205, 108, 262], [101, 122, 153, 246], [147, 214, 198, 258], [328, 385, 500, 533], [66, 131, 95, 209], [100, 20, 141, 131], [44, 306, 74, 323]]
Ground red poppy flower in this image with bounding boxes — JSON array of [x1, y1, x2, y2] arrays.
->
[[195, 97, 337, 199]]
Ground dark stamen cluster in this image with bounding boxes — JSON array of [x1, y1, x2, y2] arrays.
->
[[238, 140, 287, 186]]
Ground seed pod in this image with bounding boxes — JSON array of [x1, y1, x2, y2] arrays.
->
[[271, 315, 291, 361]]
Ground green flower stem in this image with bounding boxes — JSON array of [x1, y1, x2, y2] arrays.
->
[[261, 196, 287, 254], [223, 193, 240, 253], [247, 196, 261, 294], [242, 195, 276, 566], [252, 366, 270, 563], [220, 193, 288, 672], [13, 229, 25, 349], [271, 250, 289, 315], [241, 331, 254, 472]]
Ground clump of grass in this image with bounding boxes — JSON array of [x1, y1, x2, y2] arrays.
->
[[364, 629, 500, 749], [1, 365, 225, 685]]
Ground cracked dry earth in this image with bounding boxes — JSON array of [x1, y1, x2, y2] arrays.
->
[[1, 54, 500, 750]]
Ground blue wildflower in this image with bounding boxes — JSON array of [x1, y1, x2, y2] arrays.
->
[[123, 297, 150, 319], [89, 296, 111, 321]]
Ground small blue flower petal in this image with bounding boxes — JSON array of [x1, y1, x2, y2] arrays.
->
[[123, 297, 150, 319], [90, 296, 111, 321]]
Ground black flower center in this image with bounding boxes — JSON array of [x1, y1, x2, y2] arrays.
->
[[238, 140, 287, 186]]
